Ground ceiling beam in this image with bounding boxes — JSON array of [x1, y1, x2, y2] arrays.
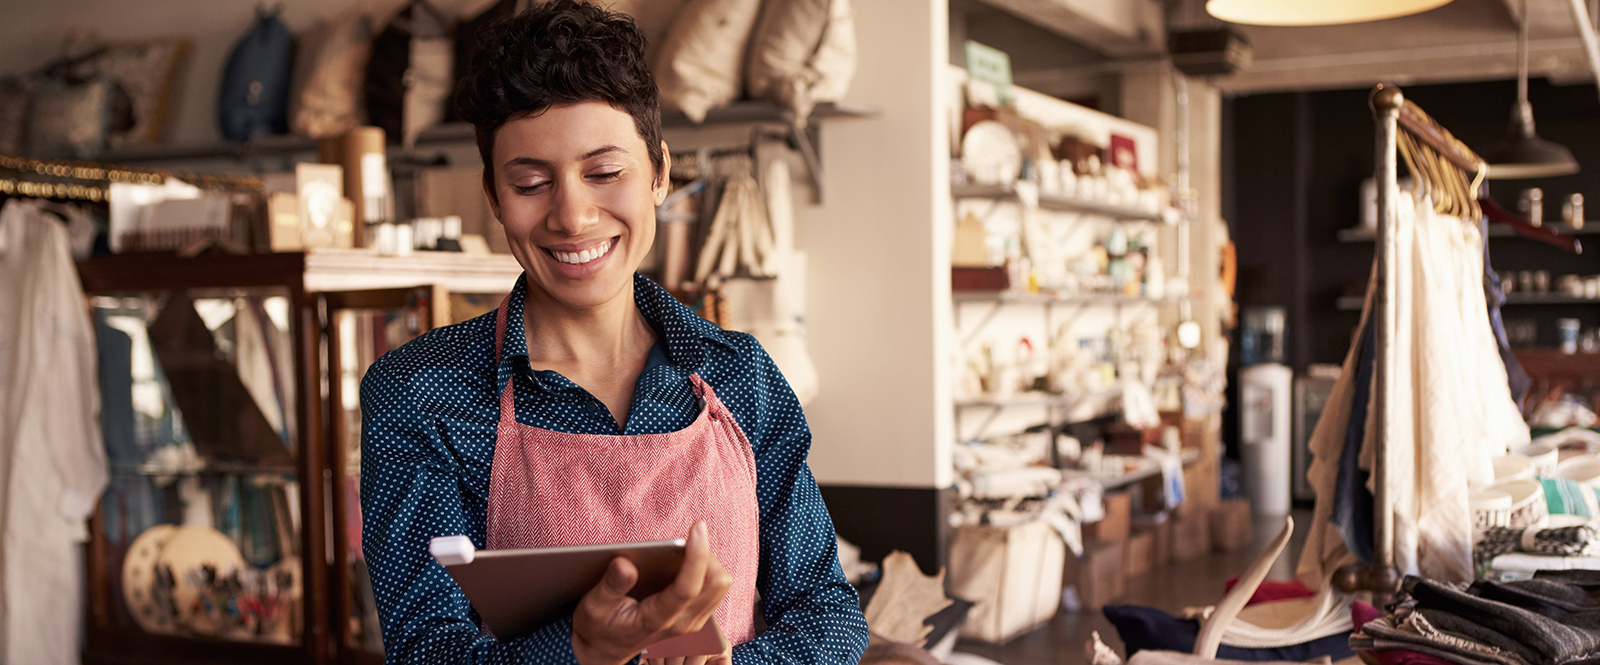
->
[[977, 0, 1166, 57]]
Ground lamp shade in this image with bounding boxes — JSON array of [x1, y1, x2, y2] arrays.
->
[[1485, 135, 1580, 179], [1206, 0, 1452, 26]]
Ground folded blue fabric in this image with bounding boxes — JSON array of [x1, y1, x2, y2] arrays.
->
[[1102, 604, 1354, 662], [1540, 477, 1594, 518]]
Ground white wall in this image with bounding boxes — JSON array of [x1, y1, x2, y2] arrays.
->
[[792, 0, 952, 489]]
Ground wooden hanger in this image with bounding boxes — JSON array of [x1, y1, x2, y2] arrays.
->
[[1478, 194, 1581, 253]]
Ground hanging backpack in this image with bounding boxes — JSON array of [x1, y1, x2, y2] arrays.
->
[[218, 6, 295, 142]]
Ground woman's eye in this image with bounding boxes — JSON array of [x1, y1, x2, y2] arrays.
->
[[590, 170, 623, 182], [511, 181, 549, 195]]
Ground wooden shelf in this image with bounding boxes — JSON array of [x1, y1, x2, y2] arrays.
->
[[954, 290, 1187, 305], [1337, 223, 1600, 243], [1094, 447, 1201, 490], [953, 378, 1181, 409], [952, 183, 1174, 222], [1337, 293, 1600, 311], [86, 101, 880, 164], [77, 249, 524, 295], [1513, 348, 1600, 387]]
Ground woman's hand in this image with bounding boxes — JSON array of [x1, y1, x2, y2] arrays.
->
[[571, 521, 732, 665]]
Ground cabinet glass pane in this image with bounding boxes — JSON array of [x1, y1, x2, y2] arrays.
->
[[93, 288, 302, 646], [336, 304, 427, 655]]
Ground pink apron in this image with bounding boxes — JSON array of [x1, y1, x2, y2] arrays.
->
[[484, 296, 761, 645]]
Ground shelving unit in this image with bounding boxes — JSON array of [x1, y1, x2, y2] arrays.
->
[[951, 172, 1188, 442]]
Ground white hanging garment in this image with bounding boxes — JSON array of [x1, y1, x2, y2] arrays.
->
[[0, 199, 109, 665], [1298, 191, 1529, 587], [717, 157, 820, 404]]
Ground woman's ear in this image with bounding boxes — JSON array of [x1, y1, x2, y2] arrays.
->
[[654, 141, 672, 206], [482, 172, 502, 223]]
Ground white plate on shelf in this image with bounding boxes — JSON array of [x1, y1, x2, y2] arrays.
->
[[961, 120, 1020, 186]]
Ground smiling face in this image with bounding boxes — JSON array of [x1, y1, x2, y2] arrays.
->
[[487, 101, 669, 311]]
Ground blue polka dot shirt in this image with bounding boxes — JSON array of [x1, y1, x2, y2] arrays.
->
[[360, 273, 868, 665]]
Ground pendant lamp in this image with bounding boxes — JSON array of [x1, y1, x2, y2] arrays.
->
[[1486, 0, 1579, 179], [1205, 0, 1452, 26]]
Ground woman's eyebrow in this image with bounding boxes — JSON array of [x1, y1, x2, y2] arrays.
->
[[501, 145, 626, 170]]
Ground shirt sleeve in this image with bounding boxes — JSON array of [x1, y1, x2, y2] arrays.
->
[[360, 360, 579, 664], [724, 339, 870, 665]]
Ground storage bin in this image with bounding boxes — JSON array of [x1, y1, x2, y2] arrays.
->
[[949, 520, 1066, 643]]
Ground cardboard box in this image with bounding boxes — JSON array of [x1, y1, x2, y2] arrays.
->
[[949, 520, 1065, 644], [1210, 498, 1254, 553], [1124, 530, 1157, 577], [1170, 507, 1212, 563], [1064, 540, 1125, 609], [1083, 491, 1131, 543], [1132, 517, 1171, 569]]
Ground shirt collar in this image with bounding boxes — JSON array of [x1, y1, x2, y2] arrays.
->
[[496, 273, 737, 393]]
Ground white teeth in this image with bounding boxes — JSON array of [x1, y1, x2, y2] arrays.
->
[[552, 240, 612, 265]]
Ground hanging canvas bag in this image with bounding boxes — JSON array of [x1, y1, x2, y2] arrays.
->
[[364, 0, 454, 148]]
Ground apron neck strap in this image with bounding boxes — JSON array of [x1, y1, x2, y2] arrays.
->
[[494, 294, 516, 425]]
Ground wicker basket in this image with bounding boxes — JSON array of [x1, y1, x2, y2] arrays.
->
[[1470, 489, 1513, 529], [1488, 478, 1549, 529]]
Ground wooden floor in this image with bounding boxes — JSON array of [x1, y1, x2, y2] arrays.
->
[[951, 510, 1313, 665]]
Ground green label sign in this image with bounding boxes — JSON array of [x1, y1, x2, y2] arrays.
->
[[965, 40, 1013, 106]]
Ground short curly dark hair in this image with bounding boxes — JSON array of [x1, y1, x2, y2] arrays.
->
[[455, 0, 664, 196]]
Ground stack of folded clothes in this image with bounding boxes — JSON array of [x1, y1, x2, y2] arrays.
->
[[1350, 571, 1600, 665]]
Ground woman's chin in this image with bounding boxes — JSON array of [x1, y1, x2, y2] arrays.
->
[[528, 268, 632, 312]]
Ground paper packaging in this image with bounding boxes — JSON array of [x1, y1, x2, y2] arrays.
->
[[296, 162, 353, 249], [1083, 491, 1131, 543], [1124, 529, 1156, 577], [1209, 498, 1253, 553]]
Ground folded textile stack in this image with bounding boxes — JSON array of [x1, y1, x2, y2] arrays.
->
[[1350, 571, 1600, 665]]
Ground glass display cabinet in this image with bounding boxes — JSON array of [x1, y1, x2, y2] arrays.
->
[[78, 249, 520, 665]]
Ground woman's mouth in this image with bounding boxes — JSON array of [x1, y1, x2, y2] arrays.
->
[[548, 237, 618, 265]]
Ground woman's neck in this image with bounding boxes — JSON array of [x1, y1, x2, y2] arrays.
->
[[521, 281, 653, 371]]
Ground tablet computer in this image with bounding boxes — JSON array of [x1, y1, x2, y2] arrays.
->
[[429, 535, 727, 658]]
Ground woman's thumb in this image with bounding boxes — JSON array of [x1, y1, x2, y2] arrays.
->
[[599, 556, 638, 598]]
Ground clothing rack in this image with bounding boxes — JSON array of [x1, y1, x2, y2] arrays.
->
[[1333, 84, 1570, 602]]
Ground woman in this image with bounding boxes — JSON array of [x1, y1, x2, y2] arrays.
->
[[359, 2, 869, 664]]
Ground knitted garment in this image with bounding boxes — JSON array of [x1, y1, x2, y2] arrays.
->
[[1475, 524, 1600, 567], [1400, 575, 1600, 664]]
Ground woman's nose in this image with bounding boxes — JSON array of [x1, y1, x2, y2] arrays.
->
[[547, 178, 600, 235]]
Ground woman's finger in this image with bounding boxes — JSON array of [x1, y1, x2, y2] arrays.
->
[[674, 549, 732, 629], [643, 522, 711, 624]]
